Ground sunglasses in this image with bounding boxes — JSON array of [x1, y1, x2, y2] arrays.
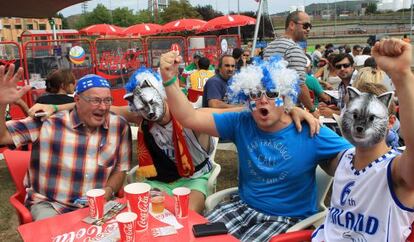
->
[[294, 21, 312, 30], [335, 63, 352, 69], [224, 64, 235, 68], [248, 90, 280, 100]]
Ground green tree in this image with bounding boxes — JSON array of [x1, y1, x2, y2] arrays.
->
[[366, 2, 377, 15], [194, 5, 222, 21], [85, 4, 112, 25], [136, 10, 153, 23], [56, 13, 69, 29], [159, 0, 201, 24], [112, 7, 138, 27]]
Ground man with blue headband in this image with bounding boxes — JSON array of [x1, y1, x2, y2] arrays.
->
[[160, 50, 351, 241], [0, 73, 131, 221]]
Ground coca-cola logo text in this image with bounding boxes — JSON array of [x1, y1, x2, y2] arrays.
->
[[137, 196, 149, 228], [88, 198, 96, 218]]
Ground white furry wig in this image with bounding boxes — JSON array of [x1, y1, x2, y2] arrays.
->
[[227, 55, 300, 110]]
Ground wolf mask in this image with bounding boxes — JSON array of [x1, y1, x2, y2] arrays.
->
[[340, 86, 394, 147], [124, 68, 166, 122]]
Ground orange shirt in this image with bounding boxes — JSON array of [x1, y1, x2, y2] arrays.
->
[[189, 69, 215, 91]]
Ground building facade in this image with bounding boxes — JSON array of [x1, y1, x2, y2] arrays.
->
[[0, 17, 62, 42]]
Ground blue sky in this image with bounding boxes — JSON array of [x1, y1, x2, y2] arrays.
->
[[59, 0, 331, 16]]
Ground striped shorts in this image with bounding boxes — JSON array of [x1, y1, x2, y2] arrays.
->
[[205, 195, 300, 242]]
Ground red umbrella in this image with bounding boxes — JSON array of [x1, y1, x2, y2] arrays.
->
[[197, 15, 256, 33], [123, 23, 162, 36], [162, 19, 207, 33], [80, 24, 125, 36]]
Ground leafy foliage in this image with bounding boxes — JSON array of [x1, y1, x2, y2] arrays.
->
[[194, 5, 223, 21], [366, 2, 377, 15], [159, 0, 201, 24], [112, 7, 139, 27]]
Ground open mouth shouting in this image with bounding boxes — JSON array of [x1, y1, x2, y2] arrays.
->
[[92, 111, 106, 121], [259, 107, 270, 117]]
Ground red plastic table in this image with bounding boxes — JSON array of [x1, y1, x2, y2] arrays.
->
[[18, 196, 239, 242]]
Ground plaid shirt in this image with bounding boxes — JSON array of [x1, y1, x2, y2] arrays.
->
[[6, 109, 131, 213], [337, 81, 350, 110]]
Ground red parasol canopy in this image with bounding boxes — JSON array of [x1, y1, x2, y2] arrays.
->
[[162, 19, 207, 33], [79, 24, 125, 36], [123, 23, 162, 36], [197, 15, 256, 33]]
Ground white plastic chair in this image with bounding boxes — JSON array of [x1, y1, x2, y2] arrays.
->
[[126, 137, 221, 196], [191, 95, 203, 109], [204, 166, 333, 232]]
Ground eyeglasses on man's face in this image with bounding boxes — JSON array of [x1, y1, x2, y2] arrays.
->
[[79, 95, 113, 106], [224, 64, 235, 68], [248, 90, 280, 100], [293, 21, 312, 30], [334, 63, 352, 70]]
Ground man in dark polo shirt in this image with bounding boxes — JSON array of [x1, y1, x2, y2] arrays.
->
[[202, 55, 236, 108]]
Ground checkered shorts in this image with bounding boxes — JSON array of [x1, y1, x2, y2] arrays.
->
[[205, 195, 300, 242]]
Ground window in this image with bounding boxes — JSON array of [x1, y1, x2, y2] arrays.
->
[[26, 24, 33, 30], [3, 25, 11, 29], [39, 24, 46, 30], [15, 25, 22, 29]]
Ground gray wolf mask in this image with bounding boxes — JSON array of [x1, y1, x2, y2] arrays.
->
[[124, 69, 166, 122], [340, 86, 394, 147]]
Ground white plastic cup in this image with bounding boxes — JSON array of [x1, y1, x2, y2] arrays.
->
[[172, 187, 191, 218], [116, 212, 137, 242], [124, 183, 151, 231], [86, 189, 106, 219]]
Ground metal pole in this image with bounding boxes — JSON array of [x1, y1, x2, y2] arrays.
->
[[238, 0, 241, 38], [411, 0, 413, 39], [252, 0, 264, 57], [109, 0, 113, 24]]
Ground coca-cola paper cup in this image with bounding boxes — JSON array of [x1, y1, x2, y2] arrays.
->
[[116, 212, 137, 242], [172, 187, 191, 218], [124, 183, 151, 231], [86, 189, 106, 219]]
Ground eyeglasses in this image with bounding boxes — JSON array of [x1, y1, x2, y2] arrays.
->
[[79, 95, 113, 106], [224, 64, 235, 68], [243, 54, 250, 57], [293, 21, 312, 30], [248, 90, 280, 100], [334, 63, 352, 69]]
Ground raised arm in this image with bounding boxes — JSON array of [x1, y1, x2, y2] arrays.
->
[[0, 64, 30, 105], [160, 51, 219, 137], [0, 65, 26, 145], [372, 39, 414, 188]]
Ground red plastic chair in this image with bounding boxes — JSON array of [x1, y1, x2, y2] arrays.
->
[[270, 230, 313, 242], [188, 88, 203, 102], [408, 224, 414, 242], [3, 149, 33, 224]]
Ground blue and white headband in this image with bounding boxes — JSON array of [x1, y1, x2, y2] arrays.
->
[[227, 55, 300, 109], [75, 74, 111, 94]]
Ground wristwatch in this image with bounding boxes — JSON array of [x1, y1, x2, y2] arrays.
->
[[309, 106, 318, 113]]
